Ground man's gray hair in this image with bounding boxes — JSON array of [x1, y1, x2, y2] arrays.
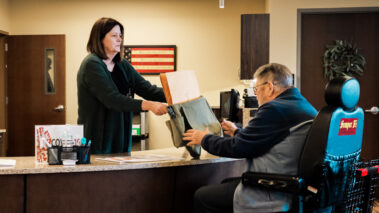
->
[[253, 63, 293, 88]]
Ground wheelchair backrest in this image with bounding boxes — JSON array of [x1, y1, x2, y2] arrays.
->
[[298, 76, 364, 208]]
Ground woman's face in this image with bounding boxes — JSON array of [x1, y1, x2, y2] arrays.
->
[[102, 25, 122, 57]]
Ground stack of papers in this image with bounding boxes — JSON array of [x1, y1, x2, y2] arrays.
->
[[160, 70, 201, 105], [96, 154, 184, 164], [0, 159, 16, 168]]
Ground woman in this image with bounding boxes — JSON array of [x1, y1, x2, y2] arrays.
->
[[77, 17, 167, 154]]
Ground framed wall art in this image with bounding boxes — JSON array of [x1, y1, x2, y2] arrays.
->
[[123, 45, 177, 75]]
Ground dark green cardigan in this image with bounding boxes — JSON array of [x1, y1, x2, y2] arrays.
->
[[77, 54, 166, 154]]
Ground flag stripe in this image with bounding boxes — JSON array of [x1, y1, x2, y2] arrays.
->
[[131, 48, 174, 51], [133, 65, 174, 70], [139, 70, 175, 73], [131, 62, 174, 66], [131, 50, 174, 54], [131, 58, 174, 62], [131, 54, 174, 58]]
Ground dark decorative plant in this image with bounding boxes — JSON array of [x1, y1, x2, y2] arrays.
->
[[323, 40, 366, 80]]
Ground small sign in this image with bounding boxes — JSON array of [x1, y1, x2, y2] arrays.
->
[[35, 125, 83, 164], [132, 124, 141, 136], [338, 118, 358, 136]]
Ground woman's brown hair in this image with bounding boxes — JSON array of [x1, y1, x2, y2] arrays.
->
[[87, 17, 124, 62]]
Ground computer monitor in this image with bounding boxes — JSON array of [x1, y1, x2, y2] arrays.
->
[[220, 89, 239, 122]]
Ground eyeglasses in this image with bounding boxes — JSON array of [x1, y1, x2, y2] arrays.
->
[[253, 82, 268, 92]]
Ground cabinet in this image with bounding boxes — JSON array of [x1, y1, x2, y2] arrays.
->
[[131, 111, 148, 151], [240, 14, 269, 79]]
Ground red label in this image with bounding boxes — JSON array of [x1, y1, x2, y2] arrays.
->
[[338, 118, 358, 136]]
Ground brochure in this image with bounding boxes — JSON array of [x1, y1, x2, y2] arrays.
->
[[96, 154, 184, 163], [0, 159, 16, 168]]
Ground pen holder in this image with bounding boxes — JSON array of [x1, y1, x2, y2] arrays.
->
[[77, 146, 91, 164], [47, 146, 62, 165], [47, 146, 91, 165]]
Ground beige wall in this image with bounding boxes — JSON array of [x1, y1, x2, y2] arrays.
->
[[5, 0, 266, 149], [2, 0, 378, 150], [268, 0, 379, 87], [0, 0, 10, 32]]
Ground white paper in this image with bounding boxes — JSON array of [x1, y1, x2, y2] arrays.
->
[[96, 154, 184, 164], [165, 70, 201, 104], [0, 159, 16, 167]]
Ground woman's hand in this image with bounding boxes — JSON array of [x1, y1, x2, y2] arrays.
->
[[142, 100, 168, 115], [221, 119, 238, 136]]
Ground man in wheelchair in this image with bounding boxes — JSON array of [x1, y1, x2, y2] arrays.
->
[[183, 63, 318, 213]]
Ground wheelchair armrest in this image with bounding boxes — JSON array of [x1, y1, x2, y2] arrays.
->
[[241, 172, 304, 194], [221, 177, 241, 184]]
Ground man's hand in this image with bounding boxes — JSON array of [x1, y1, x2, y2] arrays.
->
[[183, 128, 209, 146], [221, 119, 238, 136]]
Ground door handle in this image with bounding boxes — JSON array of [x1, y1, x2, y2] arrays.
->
[[365, 106, 378, 115], [53, 105, 64, 112]]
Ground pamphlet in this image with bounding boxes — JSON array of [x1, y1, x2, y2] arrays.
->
[[96, 154, 184, 163], [0, 159, 16, 168], [35, 125, 83, 164]]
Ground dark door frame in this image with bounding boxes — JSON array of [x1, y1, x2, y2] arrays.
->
[[296, 7, 379, 91], [0, 30, 9, 156]]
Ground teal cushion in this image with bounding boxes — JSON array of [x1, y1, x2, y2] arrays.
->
[[341, 78, 360, 110]]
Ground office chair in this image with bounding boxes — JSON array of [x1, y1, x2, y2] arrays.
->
[[242, 76, 365, 212]]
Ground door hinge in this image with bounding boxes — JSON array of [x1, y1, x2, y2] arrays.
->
[[5, 97, 8, 105], [5, 43, 8, 52]]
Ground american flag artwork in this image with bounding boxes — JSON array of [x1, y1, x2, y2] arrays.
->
[[124, 45, 176, 74]]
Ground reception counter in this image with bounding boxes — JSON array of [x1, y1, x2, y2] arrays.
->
[[0, 147, 245, 213]]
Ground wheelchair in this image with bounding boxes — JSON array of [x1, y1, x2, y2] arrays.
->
[[241, 76, 378, 213]]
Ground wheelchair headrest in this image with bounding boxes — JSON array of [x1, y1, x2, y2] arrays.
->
[[324, 76, 360, 111]]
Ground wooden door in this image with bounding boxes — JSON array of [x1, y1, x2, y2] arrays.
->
[[7, 35, 65, 156], [300, 12, 379, 160]]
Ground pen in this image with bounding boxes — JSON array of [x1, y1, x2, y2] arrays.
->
[[81, 137, 86, 146], [84, 140, 91, 163]]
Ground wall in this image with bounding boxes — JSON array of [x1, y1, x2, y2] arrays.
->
[[0, 0, 10, 33], [267, 0, 379, 87], [7, 0, 266, 149]]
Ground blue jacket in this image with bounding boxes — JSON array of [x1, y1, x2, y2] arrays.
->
[[202, 87, 317, 212], [201, 87, 317, 158]]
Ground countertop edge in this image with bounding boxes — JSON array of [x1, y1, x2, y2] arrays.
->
[[0, 150, 243, 175]]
